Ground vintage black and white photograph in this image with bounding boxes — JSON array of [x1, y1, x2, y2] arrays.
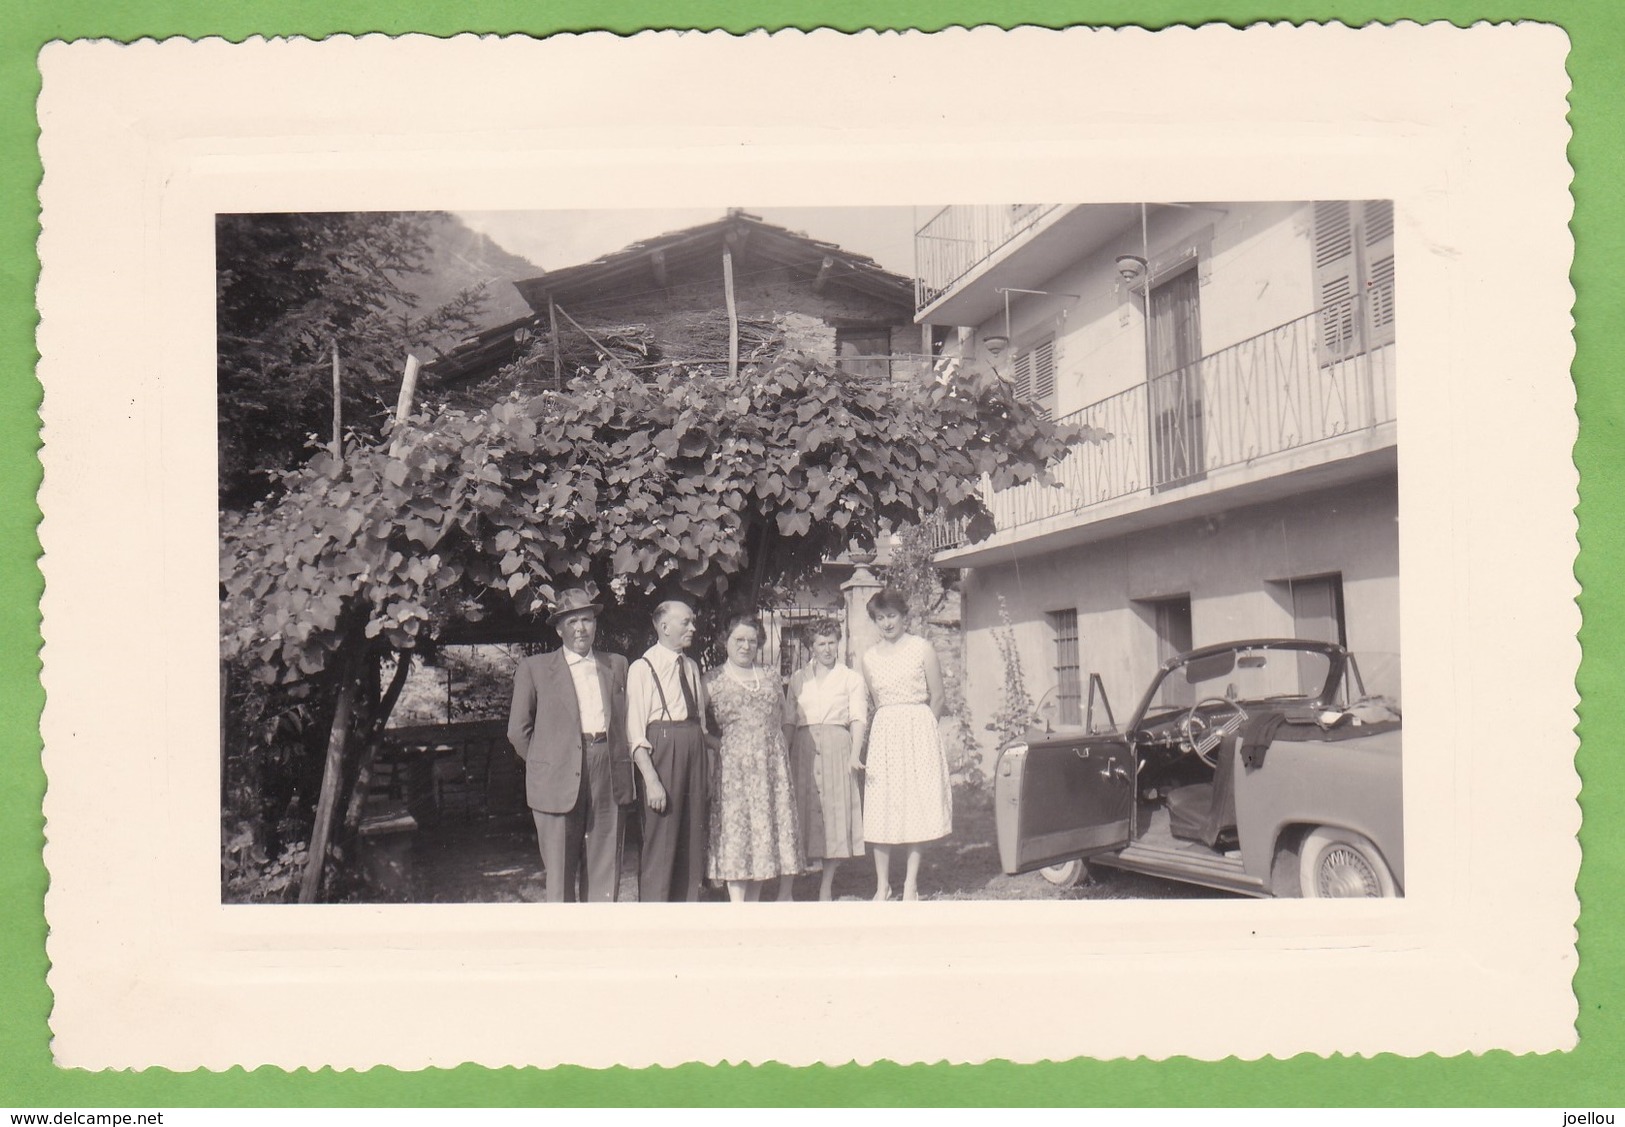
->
[[39, 27, 1576, 1068], [217, 200, 1402, 906]]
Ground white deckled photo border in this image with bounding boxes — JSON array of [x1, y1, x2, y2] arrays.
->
[[36, 25, 1577, 1068]]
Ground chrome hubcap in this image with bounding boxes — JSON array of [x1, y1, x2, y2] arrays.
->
[[1317, 844, 1381, 897]]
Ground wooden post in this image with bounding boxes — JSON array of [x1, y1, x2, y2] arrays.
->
[[723, 247, 739, 379], [342, 649, 413, 836], [299, 657, 358, 903], [331, 340, 343, 462], [813, 255, 835, 294], [388, 354, 421, 458], [548, 297, 563, 390], [341, 738, 381, 837], [553, 305, 634, 379], [393, 354, 421, 424]]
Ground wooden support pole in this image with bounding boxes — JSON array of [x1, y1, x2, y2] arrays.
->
[[299, 659, 358, 903], [554, 304, 632, 378], [341, 738, 381, 838], [343, 650, 414, 836], [548, 297, 563, 390], [723, 246, 739, 380], [330, 340, 343, 462], [393, 353, 421, 424], [389, 354, 421, 458], [813, 255, 836, 294]]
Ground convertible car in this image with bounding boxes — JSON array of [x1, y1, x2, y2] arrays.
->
[[994, 639, 1403, 898]]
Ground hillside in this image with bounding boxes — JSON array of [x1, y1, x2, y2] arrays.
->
[[399, 213, 540, 331]]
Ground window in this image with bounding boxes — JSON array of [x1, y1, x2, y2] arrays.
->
[[836, 327, 892, 379], [1288, 573, 1346, 695], [1011, 335, 1057, 416], [1312, 200, 1396, 357], [1047, 608, 1082, 726], [1140, 594, 1194, 709], [1289, 574, 1346, 646]]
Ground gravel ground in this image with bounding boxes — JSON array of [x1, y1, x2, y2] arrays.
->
[[354, 785, 1227, 903]]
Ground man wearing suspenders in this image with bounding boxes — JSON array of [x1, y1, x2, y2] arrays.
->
[[625, 600, 712, 902]]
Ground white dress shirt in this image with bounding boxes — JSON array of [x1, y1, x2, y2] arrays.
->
[[626, 644, 704, 752], [563, 648, 607, 734], [789, 662, 868, 728]]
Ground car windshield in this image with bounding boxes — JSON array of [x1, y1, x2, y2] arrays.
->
[[1145, 645, 1335, 718]]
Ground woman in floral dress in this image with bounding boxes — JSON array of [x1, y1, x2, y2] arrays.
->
[[705, 614, 805, 902], [859, 587, 952, 901]]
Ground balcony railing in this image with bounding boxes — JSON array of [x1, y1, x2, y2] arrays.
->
[[914, 204, 1060, 311], [943, 290, 1397, 547]]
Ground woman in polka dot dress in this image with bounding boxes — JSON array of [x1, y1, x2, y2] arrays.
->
[[858, 587, 952, 901]]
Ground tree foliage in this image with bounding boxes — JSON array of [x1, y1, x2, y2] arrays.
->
[[221, 355, 1105, 684], [216, 211, 489, 507], [880, 521, 984, 786], [881, 519, 958, 627]]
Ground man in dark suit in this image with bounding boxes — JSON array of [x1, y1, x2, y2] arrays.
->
[[507, 588, 633, 902]]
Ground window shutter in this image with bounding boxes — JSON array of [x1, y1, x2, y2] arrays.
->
[[1362, 199, 1396, 347], [1313, 199, 1396, 358], [1012, 349, 1033, 402], [1011, 338, 1055, 416], [1031, 338, 1056, 413], [1312, 201, 1358, 358]]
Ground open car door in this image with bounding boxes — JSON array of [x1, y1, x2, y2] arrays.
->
[[994, 676, 1134, 874]]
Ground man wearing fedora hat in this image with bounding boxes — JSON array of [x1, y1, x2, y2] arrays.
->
[[507, 587, 634, 902]]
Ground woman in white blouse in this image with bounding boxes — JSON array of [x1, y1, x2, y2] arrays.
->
[[784, 620, 868, 900]]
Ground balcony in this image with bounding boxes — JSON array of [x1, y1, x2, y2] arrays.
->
[[914, 204, 1061, 311], [913, 203, 1144, 323], [937, 289, 1398, 564]]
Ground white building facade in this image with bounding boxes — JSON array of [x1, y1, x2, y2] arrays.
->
[[917, 201, 1398, 750]]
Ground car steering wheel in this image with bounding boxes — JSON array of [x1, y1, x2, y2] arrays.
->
[[1178, 696, 1250, 767]]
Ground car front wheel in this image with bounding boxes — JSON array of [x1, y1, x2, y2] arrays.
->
[[1040, 859, 1089, 888], [1295, 826, 1398, 898]]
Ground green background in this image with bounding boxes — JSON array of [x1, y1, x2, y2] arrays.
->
[[1, 2, 1614, 1108]]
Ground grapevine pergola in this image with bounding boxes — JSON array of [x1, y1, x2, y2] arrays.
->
[[221, 353, 1105, 900]]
